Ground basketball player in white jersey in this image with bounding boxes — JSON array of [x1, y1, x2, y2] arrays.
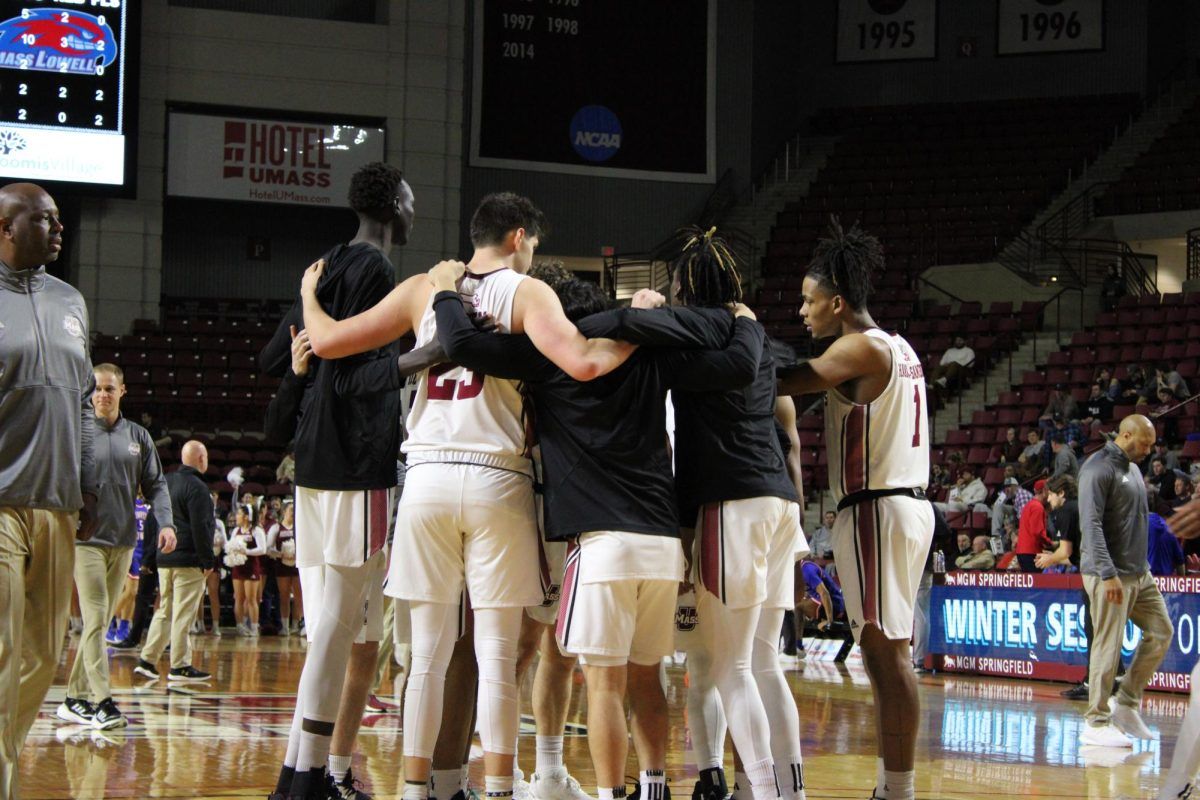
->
[[1155, 497, 1200, 800], [777, 220, 933, 800], [300, 192, 634, 800]]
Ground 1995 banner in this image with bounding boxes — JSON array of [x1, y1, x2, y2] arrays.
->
[[930, 571, 1200, 692]]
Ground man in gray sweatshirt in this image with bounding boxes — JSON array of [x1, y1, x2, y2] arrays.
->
[[1078, 414, 1172, 749], [56, 363, 176, 731], [0, 183, 99, 800]]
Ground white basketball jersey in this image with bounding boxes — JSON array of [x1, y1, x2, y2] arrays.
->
[[403, 268, 532, 475], [825, 328, 929, 504]]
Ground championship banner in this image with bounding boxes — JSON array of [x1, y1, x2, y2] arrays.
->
[[931, 572, 1200, 692], [166, 111, 385, 207], [836, 0, 938, 64], [996, 0, 1104, 56]]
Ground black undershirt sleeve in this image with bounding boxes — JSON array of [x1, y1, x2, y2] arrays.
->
[[657, 317, 764, 392], [432, 291, 554, 382], [263, 371, 306, 445], [579, 306, 733, 349]]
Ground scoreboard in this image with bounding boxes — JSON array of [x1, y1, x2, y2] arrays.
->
[[0, 0, 137, 193], [469, 0, 715, 183]]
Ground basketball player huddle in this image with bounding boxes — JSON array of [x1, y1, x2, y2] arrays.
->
[[258, 162, 936, 800]]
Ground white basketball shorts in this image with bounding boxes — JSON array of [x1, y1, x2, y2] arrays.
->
[[294, 486, 393, 569], [694, 496, 802, 610], [386, 462, 543, 609], [832, 494, 934, 643]]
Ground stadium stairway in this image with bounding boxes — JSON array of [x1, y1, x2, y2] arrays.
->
[[997, 78, 1200, 267]]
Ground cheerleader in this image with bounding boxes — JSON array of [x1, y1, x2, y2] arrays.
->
[[229, 503, 267, 636], [266, 501, 302, 637], [198, 489, 227, 635]]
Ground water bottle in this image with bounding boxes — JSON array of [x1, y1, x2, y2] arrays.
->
[[933, 550, 946, 573]]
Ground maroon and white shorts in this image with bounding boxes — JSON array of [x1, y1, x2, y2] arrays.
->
[[694, 496, 802, 610], [294, 486, 392, 569], [831, 495, 934, 643]]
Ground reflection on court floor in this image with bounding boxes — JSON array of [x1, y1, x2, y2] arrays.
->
[[17, 635, 1186, 799]]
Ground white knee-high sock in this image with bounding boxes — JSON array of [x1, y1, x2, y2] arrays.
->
[[686, 642, 728, 771], [754, 609, 805, 800]]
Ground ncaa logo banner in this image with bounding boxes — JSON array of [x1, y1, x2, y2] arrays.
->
[[931, 573, 1200, 693], [166, 111, 385, 208]]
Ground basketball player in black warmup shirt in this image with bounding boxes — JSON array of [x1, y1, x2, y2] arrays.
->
[[259, 162, 414, 800], [427, 265, 761, 800]]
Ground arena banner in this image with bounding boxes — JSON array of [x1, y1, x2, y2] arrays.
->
[[835, 0, 938, 64], [166, 110, 385, 207], [931, 571, 1200, 693], [996, 0, 1104, 56]]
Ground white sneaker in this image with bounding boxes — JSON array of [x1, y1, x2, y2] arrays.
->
[[514, 768, 532, 800], [1111, 702, 1156, 740], [530, 767, 592, 800], [1079, 723, 1133, 748]]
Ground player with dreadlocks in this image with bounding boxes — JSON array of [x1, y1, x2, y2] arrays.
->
[[777, 218, 932, 800], [635, 226, 806, 800]]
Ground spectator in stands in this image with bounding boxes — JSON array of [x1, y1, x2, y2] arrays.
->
[[1095, 368, 1121, 402], [1120, 364, 1152, 403], [954, 533, 972, 562], [275, 449, 295, 486], [1173, 473, 1193, 510], [955, 536, 996, 571], [998, 427, 1024, 466], [1147, 513, 1185, 577], [1051, 435, 1079, 478], [1014, 479, 1052, 572], [1019, 430, 1045, 479], [1040, 386, 1078, 436], [1080, 383, 1113, 440], [1148, 456, 1177, 503], [1037, 475, 1081, 573], [1145, 439, 1181, 472], [139, 411, 172, 448], [929, 463, 951, 488], [1146, 363, 1191, 403], [927, 336, 975, 393], [985, 476, 1034, 539], [936, 466, 987, 515], [808, 510, 835, 561], [1100, 264, 1124, 312]]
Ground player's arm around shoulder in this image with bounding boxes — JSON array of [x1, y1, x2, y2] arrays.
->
[[777, 332, 891, 396], [301, 259, 428, 359], [512, 277, 635, 382]]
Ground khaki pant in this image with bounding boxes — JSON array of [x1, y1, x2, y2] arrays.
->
[[66, 545, 132, 703], [0, 506, 78, 800], [1083, 571, 1174, 726], [140, 567, 206, 670]]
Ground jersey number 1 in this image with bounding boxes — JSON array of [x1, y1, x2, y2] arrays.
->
[[911, 385, 921, 447], [428, 363, 485, 401]]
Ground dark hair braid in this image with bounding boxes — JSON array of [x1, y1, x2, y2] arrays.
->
[[670, 226, 743, 307], [806, 216, 883, 310]]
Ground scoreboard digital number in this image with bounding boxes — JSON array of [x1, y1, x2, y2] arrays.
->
[[0, 0, 136, 192], [470, 0, 715, 182]]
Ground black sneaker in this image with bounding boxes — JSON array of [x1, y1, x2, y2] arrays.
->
[[168, 665, 211, 682], [134, 659, 160, 680], [92, 697, 127, 730], [110, 637, 140, 651], [56, 697, 95, 725], [1061, 682, 1089, 700], [330, 767, 372, 799]]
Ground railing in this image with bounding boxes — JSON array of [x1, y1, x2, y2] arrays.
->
[[750, 133, 820, 201], [1036, 182, 1111, 245], [1188, 227, 1200, 281], [1049, 238, 1157, 296]]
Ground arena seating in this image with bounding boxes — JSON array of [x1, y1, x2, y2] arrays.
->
[[1096, 95, 1200, 215]]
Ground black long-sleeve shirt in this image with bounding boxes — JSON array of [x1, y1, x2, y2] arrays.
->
[[157, 465, 215, 571], [258, 242, 401, 490], [432, 293, 763, 540]]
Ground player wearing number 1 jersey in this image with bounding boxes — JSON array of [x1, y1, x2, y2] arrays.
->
[[299, 193, 634, 800], [777, 220, 932, 800]]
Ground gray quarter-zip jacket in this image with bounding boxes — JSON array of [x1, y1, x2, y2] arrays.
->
[[0, 261, 97, 511], [86, 414, 173, 548], [1079, 441, 1150, 579]]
